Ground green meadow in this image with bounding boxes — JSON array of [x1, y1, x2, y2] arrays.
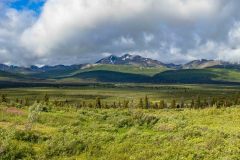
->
[[1, 84, 240, 159]]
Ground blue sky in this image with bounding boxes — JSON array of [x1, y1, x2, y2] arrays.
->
[[9, 0, 45, 14]]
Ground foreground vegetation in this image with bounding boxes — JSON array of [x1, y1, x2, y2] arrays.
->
[[2, 106, 240, 159], [1, 84, 240, 159]]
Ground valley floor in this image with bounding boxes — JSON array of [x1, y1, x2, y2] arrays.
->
[[1, 84, 240, 159], [1, 107, 240, 159]]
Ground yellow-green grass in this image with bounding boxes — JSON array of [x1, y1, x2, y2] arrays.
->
[[1, 84, 240, 106], [2, 107, 240, 159]]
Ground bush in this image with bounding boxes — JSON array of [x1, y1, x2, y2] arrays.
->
[[0, 128, 35, 159], [116, 117, 134, 128], [0, 141, 35, 160], [15, 130, 47, 143], [132, 111, 159, 126], [44, 132, 86, 158]]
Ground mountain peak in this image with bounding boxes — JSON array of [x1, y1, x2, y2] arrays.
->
[[182, 59, 229, 69], [96, 54, 166, 67]]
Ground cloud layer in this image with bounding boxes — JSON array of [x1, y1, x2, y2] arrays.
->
[[1, 0, 240, 65]]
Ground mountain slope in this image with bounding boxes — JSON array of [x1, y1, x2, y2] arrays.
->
[[96, 54, 167, 67], [71, 64, 169, 76], [0, 70, 27, 81], [153, 68, 240, 84], [69, 70, 150, 83], [182, 59, 230, 69]]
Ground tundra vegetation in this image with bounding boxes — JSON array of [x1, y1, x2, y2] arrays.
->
[[1, 84, 240, 159]]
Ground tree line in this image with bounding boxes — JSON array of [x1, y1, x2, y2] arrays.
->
[[1, 94, 240, 110]]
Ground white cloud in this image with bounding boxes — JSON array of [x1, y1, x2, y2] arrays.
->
[[20, 0, 222, 63], [1, 0, 240, 65]]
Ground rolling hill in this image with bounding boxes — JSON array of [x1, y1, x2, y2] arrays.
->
[[1, 54, 240, 85]]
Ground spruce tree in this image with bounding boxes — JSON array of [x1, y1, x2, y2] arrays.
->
[[154, 103, 158, 109], [118, 101, 121, 108], [16, 98, 19, 103], [1, 94, 7, 103], [82, 101, 86, 108], [180, 98, 185, 108], [44, 94, 49, 104], [170, 99, 176, 109], [139, 98, 144, 109], [113, 102, 116, 108], [144, 96, 149, 109], [203, 99, 208, 108], [95, 97, 101, 108], [25, 97, 30, 106], [196, 96, 201, 109], [123, 100, 129, 108], [159, 100, 165, 109], [190, 99, 194, 108]]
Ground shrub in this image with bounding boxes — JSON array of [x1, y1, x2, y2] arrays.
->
[[44, 132, 86, 158], [132, 111, 159, 126]]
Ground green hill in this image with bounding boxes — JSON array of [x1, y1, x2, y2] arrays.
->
[[153, 68, 240, 84], [0, 70, 26, 81], [69, 70, 150, 83], [2, 65, 240, 85], [76, 64, 169, 76], [65, 68, 240, 84], [32, 64, 169, 79]]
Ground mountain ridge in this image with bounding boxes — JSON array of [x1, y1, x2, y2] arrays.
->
[[0, 54, 240, 85], [0, 54, 238, 73]]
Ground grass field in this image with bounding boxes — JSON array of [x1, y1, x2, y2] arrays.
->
[[0, 84, 240, 105], [2, 107, 240, 159], [1, 84, 240, 159]]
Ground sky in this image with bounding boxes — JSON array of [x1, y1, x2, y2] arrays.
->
[[1, 0, 240, 66]]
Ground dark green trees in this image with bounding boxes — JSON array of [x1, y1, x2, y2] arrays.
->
[[170, 99, 176, 109], [1, 94, 7, 103], [144, 96, 150, 109], [139, 98, 144, 109], [95, 97, 102, 108], [44, 94, 49, 104], [159, 100, 165, 109]]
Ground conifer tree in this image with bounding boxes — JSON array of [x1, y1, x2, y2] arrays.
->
[[105, 102, 109, 109], [16, 98, 19, 103], [180, 98, 185, 108], [44, 94, 49, 104], [210, 97, 215, 107], [159, 100, 165, 109], [112, 102, 116, 108], [196, 96, 201, 108], [139, 98, 144, 109], [25, 97, 30, 106], [20, 99, 23, 105], [190, 99, 195, 108], [203, 99, 208, 108], [118, 101, 121, 108], [123, 100, 129, 108], [82, 101, 86, 108], [144, 96, 150, 109], [1, 94, 7, 103], [154, 103, 158, 109], [95, 97, 101, 108], [170, 99, 176, 109]]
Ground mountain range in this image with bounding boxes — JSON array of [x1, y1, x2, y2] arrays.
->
[[0, 54, 240, 85]]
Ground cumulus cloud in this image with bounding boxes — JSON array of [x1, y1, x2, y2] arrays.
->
[[0, 2, 37, 66], [1, 0, 240, 65]]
